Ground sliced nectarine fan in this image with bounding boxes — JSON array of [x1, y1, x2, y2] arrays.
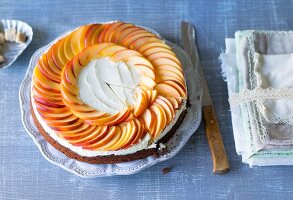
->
[[31, 21, 187, 151]]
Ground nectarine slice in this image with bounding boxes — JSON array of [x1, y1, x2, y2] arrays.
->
[[147, 51, 181, 66], [143, 46, 175, 57], [137, 41, 171, 53], [78, 43, 114, 66], [33, 67, 60, 92], [103, 22, 123, 42], [91, 24, 106, 45], [135, 64, 155, 80], [166, 97, 180, 110], [116, 26, 142, 45], [122, 31, 155, 47], [133, 90, 149, 118], [79, 126, 108, 146], [84, 24, 102, 47], [100, 126, 122, 150], [139, 76, 156, 89], [164, 80, 187, 97], [97, 45, 126, 57], [119, 120, 138, 149], [83, 126, 117, 150], [154, 83, 181, 98], [49, 118, 84, 131], [149, 104, 167, 139], [129, 36, 162, 50], [62, 125, 96, 140], [152, 57, 182, 71], [110, 49, 141, 62], [154, 99, 173, 124], [64, 32, 75, 60]]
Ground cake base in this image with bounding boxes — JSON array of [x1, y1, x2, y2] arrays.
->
[[30, 102, 187, 164]]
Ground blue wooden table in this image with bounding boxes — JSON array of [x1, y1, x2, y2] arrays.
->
[[1, 0, 293, 199]]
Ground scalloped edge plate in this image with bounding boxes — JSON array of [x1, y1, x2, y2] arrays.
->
[[19, 22, 202, 178]]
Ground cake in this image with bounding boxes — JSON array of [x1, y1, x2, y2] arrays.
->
[[31, 21, 187, 164]]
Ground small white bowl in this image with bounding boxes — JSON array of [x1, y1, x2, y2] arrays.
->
[[0, 19, 33, 69]]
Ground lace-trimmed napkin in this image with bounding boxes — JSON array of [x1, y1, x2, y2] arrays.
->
[[221, 31, 293, 166]]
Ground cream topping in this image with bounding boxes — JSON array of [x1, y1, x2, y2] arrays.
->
[[78, 57, 140, 115]]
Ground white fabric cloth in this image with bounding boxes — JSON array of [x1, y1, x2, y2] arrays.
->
[[221, 31, 293, 166]]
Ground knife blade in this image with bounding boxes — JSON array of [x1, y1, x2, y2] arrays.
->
[[181, 21, 229, 174]]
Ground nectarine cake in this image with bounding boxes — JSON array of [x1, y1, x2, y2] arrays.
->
[[31, 21, 187, 164]]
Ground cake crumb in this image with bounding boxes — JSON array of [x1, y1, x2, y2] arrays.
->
[[16, 32, 27, 43], [0, 55, 4, 63], [0, 33, 5, 44], [162, 166, 173, 174], [5, 28, 16, 42]]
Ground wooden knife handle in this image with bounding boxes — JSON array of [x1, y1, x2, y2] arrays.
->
[[203, 105, 229, 174]]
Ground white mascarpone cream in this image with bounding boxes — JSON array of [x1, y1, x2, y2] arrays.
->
[[78, 57, 140, 115]]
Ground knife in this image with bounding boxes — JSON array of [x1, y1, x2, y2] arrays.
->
[[181, 21, 229, 174]]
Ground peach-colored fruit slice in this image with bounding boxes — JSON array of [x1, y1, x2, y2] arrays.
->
[[156, 70, 185, 84], [133, 90, 149, 117], [166, 97, 180, 110], [137, 41, 171, 53], [60, 84, 83, 105], [127, 119, 144, 147], [70, 25, 91, 54], [163, 80, 187, 97], [154, 83, 181, 97], [57, 38, 69, 67], [56, 123, 91, 135], [123, 31, 155, 47], [154, 99, 173, 124], [97, 24, 111, 43], [148, 51, 181, 66], [50, 118, 84, 131], [37, 61, 60, 83], [62, 125, 96, 140], [103, 22, 123, 42], [78, 126, 109, 146], [139, 76, 156, 89], [129, 36, 162, 50], [51, 39, 66, 70], [91, 24, 106, 45], [83, 126, 117, 150], [126, 56, 154, 70], [78, 43, 114, 66], [45, 115, 79, 126], [32, 86, 63, 104], [84, 108, 130, 126], [84, 24, 102, 47], [152, 57, 182, 71], [63, 31, 76, 58], [158, 96, 175, 118], [116, 26, 142, 45], [119, 120, 138, 149], [110, 49, 141, 62], [143, 46, 175, 57], [111, 23, 136, 43], [43, 52, 62, 75], [135, 64, 155, 80], [97, 45, 126, 57], [100, 126, 122, 150], [149, 104, 167, 139], [33, 66, 60, 92]]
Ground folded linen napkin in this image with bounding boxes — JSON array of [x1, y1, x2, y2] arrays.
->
[[221, 31, 293, 166]]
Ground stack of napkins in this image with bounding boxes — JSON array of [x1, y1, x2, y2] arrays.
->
[[221, 30, 293, 166]]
